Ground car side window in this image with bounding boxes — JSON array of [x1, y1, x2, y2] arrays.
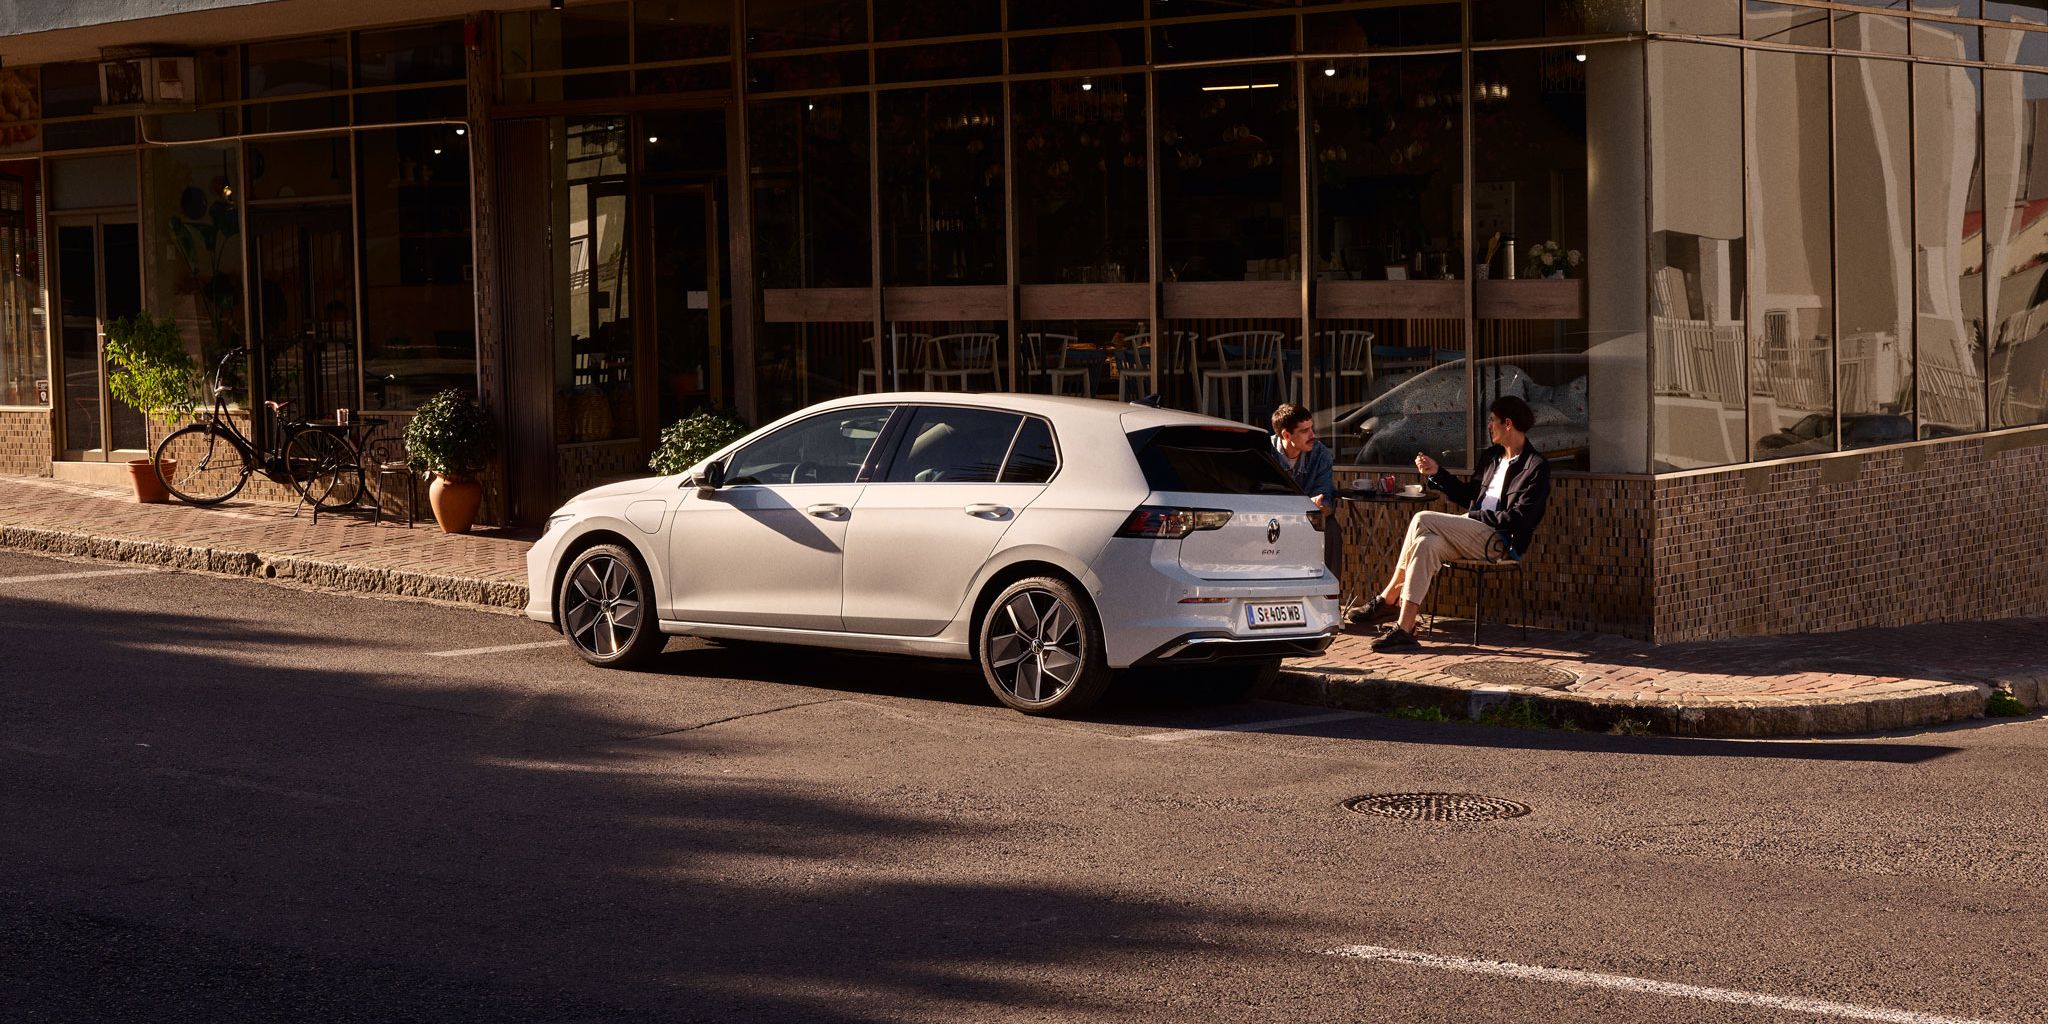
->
[[725, 406, 894, 485], [884, 407, 1023, 484], [1000, 416, 1058, 484]]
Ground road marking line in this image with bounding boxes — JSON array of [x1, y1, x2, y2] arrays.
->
[[0, 568, 154, 585], [1130, 710, 1369, 743], [1324, 945, 2010, 1024], [425, 640, 564, 658]]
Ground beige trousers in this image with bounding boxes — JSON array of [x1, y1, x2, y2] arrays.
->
[[1392, 511, 1499, 608]]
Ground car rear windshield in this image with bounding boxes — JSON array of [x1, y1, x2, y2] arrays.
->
[[1127, 425, 1301, 496]]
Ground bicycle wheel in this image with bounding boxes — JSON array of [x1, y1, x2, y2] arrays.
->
[[284, 429, 365, 511], [155, 424, 253, 506]]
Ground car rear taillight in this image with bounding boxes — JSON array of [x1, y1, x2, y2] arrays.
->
[[1115, 505, 1234, 539]]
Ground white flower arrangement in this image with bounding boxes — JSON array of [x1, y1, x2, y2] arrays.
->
[[1523, 240, 1584, 279]]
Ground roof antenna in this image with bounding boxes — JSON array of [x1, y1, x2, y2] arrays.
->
[[1131, 393, 1163, 408]]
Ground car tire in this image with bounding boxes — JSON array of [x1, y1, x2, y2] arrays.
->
[[558, 543, 666, 669], [977, 576, 1112, 716]]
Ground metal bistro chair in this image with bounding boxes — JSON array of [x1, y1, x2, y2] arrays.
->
[[1427, 533, 1530, 647], [1115, 333, 1154, 402], [361, 424, 417, 528], [1022, 332, 1088, 396], [1318, 329, 1374, 411], [1200, 330, 1284, 423], [922, 332, 1003, 392]]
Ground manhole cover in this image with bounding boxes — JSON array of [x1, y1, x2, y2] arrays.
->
[[1442, 659, 1577, 690], [1345, 793, 1532, 822]]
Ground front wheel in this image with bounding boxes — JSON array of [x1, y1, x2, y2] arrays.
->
[[977, 576, 1112, 715], [155, 425, 252, 506], [558, 544, 666, 668]]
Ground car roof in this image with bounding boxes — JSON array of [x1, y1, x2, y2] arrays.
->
[[804, 392, 1264, 434]]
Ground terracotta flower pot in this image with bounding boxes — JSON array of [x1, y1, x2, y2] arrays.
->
[[428, 474, 484, 534], [129, 458, 174, 504]]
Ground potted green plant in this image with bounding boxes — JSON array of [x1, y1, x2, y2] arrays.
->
[[648, 409, 750, 478], [104, 312, 199, 503], [403, 388, 498, 533]]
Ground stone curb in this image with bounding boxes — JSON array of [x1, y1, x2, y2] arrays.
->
[[0, 525, 530, 611], [1265, 665, 2010, 738]]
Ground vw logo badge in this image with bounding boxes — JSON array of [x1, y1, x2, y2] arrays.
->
[[1267, 518, 1281, 544]]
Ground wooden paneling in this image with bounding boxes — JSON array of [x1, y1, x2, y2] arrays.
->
[[496, 118, 557, 527], [882, 285, 1008, 321], [763, 287, 875, 323], [1477, 278, 1584, 320], [1019, 283, 1150, 320], [1162, 280, 1298, 319], [1316, 280, 1465, 319]]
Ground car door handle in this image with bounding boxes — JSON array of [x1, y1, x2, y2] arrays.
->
[[807, 503, 850, 519], [963, 503, 1011, 519]]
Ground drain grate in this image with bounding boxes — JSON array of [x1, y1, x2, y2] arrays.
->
[[1442, 659, 1577, 690], [1345, 793, 1531, 823]]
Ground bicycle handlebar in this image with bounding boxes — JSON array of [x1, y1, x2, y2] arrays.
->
[[210, 347, 249, 397]]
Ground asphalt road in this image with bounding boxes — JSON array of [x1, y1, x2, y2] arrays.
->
[[3, 549, 2045, 1024]]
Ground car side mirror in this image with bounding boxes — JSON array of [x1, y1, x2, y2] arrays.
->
[[693, 460, 725, 492]]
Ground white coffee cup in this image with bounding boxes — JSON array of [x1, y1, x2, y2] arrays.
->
[[1403, 483, 1424, 496]]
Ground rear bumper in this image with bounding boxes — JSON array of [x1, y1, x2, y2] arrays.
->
[[1133, 628, 1337, 666]]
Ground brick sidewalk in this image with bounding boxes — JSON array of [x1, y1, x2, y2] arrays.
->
[[2, 473, 2040, 736], [0, 475, 532, 608], [1276, 615, 2047, 737]]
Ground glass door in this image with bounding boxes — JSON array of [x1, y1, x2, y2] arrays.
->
[[54, 215, 143, 460], [646, 183, 726, 431]]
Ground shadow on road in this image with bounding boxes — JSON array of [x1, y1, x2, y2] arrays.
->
[[0, 597, 1289, 1023]]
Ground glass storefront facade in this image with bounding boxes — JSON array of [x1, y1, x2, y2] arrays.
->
[[0, 0, 2045, 493]]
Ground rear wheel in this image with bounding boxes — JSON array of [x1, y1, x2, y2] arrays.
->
[[155, 424, 252, 506], [558, 544, 666, 668], [977, 576, 1112, 715], [284, 429, 364, 510]]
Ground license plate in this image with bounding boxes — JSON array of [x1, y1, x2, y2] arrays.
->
[[1245, 601, 1305, 630]]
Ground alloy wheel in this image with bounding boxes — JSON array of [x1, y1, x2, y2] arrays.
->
[[984, 588, 1084, 705], [562, 554, 645, 657]]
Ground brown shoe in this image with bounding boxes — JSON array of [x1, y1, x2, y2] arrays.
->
[[1370, 627, 1421, 653]]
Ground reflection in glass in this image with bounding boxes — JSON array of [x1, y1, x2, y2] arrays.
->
[[1916, 64, 1986, 438], [1472, 47, 1611, 473], [359, 126, 474, 413], [1013, 76, 1147, 284], [41, 63, 137, 150], [0, 161, 45, 408], [1910, 5, 1982, 61], [1157, 66, 1298, 282], [1748, 50, 1836, 457], [879, 86, 1005, 286], [551, 118, 633, 440], [1645, 0, 1740, 36], [1651, 43, 1748, 472], [499, 4, 629, 73], [1833, 12, 1909, 54], [1471, 0, 1642, 40], [746, 0, 868, 51], [355, 22, 464, 87], [144, 145, 245, 404], [1986, 71, 2048, 428], [1745, 2, 1830, 46], [751, 95, 871, 289], [1834, 58, 1913, 447], [756, 321, 870, 419], [1303, 4, 1460, 51], [249, 136, 358, 422]]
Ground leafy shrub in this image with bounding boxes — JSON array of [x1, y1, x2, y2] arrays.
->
[[404, 389, 498, 479], [105, 312, 199, 433], [1987, 690, 2030, 717], [649, 410, 751, 477]]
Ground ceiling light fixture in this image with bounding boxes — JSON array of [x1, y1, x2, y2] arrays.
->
[[1323, 63, 1337, 77], [1574, 50, 1587, 62], [647, 135, 659, 143], [1081, 77, 1094, 91]]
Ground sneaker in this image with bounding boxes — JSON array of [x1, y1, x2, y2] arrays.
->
[[1370, 627, 1421, 653], [1354, 595, 1399, 625]]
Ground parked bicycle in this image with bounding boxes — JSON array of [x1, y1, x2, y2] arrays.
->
[[154, 347, 365, 510]]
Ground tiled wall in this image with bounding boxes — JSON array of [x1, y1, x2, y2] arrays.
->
[[1335, 470, 1655, 640], [0, 409, 51, 475], [1652, 426, 2048, 643], [556, 441, 645, 504]]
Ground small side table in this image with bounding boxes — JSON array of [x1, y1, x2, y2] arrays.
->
[[1336, 489, 1434, 620]]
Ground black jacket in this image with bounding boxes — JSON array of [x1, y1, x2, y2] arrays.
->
[[1427, 444, 1551, 559]]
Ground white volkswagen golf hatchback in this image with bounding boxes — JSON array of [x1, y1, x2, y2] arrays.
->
[[526, 394, 1338, 714]]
